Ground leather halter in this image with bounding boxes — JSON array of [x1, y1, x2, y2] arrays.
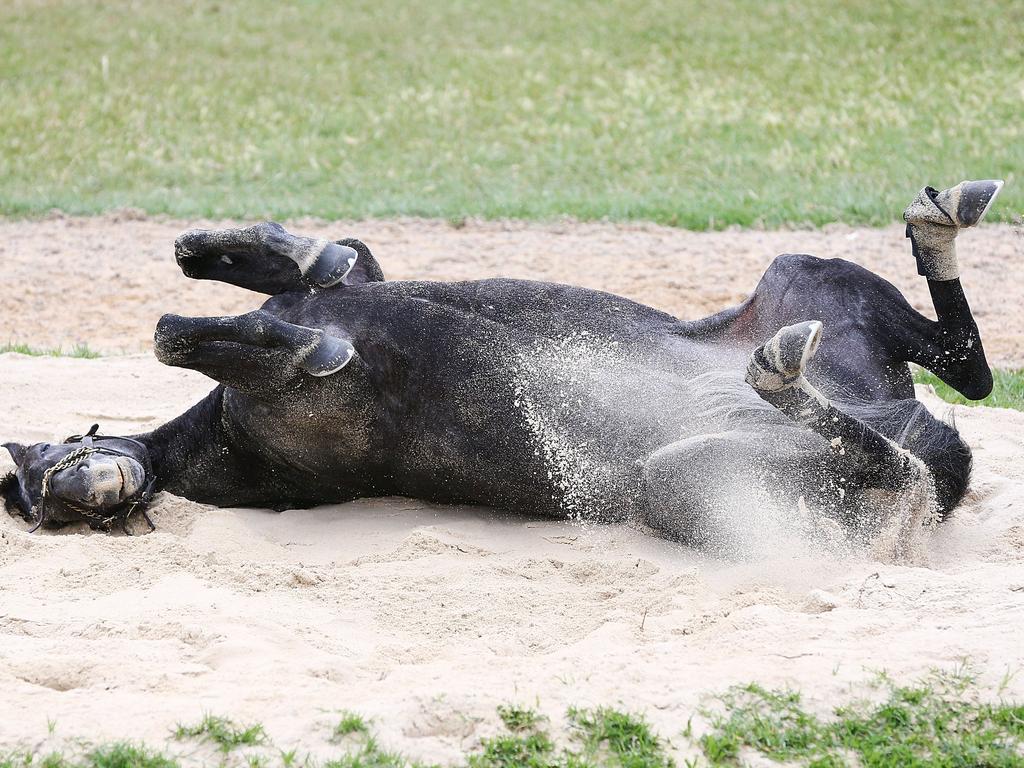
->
[[31, 424, 157, 535]]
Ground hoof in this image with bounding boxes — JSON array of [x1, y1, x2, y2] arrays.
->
[[297, 333, 356, 376], [746, 321, 822, 392], [153, 313, 194, 365], [952, 179, 1003, 227], [903, 179, 1003, 281], [302, 242, 358, 288], [904, 179, 1004, 229], [173, 229, 216, 277]]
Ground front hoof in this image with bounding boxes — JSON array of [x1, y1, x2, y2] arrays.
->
[[174, 229, 211, 274], [302, 242, 358, 288], [297, 333, 356, 376], [153, 313, 194, 366]]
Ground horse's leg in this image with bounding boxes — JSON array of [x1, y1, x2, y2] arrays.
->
[[746, 321, 926, 495], [173, 222, 384, 294], [898, 180, 1003, 399], [718, 180, 1001, 403], [640, 425, 847, 553], [642, 430, 772, 549], [154, 309, 356, 395]]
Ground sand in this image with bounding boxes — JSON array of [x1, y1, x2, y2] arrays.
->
[[1, 217, 1023, 764]]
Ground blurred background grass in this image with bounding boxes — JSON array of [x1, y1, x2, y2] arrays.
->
[[1, 0, 1022, 227]]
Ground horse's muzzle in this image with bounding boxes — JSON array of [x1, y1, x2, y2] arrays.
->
[[49, 453, 147, 509]]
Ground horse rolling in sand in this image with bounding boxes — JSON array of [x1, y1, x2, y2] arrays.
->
[[1, 181, 1004, 553]]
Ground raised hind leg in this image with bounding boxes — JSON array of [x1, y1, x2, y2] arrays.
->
[[174, 222, 384, 294], [746, 321, 927, 497], [898, 180, 1003, 399], [712, 180, 1002, 403], [154, 309, 356, 397]]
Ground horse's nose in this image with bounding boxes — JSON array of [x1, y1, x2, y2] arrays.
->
[[52, 455, 145, 508]]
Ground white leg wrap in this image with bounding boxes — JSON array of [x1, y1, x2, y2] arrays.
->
[[904, 180, 1003, 282]]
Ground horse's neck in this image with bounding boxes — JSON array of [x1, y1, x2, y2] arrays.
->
[[133, 387, 251, 502]]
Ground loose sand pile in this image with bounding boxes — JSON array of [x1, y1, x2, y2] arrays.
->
[[1, 217, 1022, 764]]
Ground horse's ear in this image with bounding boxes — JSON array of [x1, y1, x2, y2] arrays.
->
[[2, 442, 27, 465]]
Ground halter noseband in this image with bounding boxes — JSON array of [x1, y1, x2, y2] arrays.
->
[[31, 424, 157, 535]]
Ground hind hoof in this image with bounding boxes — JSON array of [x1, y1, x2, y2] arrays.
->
[[905, 179, 1004, 229], [746, 321, 822, 392], [952, 179, 1003, 227], [302, 242, 358, 288], [297, 333, 356, 376]]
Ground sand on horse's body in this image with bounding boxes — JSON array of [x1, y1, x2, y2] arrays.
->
[[241, 277, 768, 520]]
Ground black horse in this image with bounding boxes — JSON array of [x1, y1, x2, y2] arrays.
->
[[1, 181, 1002, 551]]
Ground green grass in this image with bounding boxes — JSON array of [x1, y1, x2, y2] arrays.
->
[[1, 0, 1021, 227], [333, 713, 371, 740], [0, 743, 177, 768], [0, 343, 101, 359], [495, 706, 545, 734], [5, 678, 1024, 767], [469, 705, 671, 768], [174, 715, 268, 754], [3, 706, 671, 768], [698, 671, 1024, 767], [914, 368, 1024, 411]]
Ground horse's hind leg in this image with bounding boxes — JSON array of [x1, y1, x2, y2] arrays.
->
[[898, 180, 1003, 399], [641, 428, 830, 553], [733, 180, 1001, 403], [154, 309, 356, 394], [746, 321, 923, 495], [174, 222, 384, 294], [642, 430, 775, 550]]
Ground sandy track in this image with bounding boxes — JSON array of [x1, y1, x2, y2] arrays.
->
[[2, 214, 1022, 365], [1, 355, 1023, 764], [1, 217, 1023, 764]]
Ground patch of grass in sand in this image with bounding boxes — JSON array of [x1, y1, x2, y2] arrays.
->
[[332, 712, 371, 740], [567, 707, 672, 768], [1, 0, 1022, 227], [0, 343, 101, 359], [469, 705, 672, 768], [8, 681, 1024, 768], [698, 669, 1024, 767], [0, 744, 177, 768], [5, 706, 670, 768], [173, 714, 267, 754], [914, 368, 1024, 411], [496, 705, 545, 734], [323, 736, 408, 768]]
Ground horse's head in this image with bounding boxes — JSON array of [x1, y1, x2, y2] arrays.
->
[[2, 428, 152, 530]]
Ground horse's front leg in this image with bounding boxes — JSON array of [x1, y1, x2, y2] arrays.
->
[[173, 222, 384, 294], [154, 309, 356, 397]]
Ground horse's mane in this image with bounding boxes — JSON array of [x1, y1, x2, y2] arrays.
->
[[1, 470, 22, 512]]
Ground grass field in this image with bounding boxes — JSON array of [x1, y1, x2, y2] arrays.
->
[[1, 0, 1022, 226], [4, 672, 1024, 767], [915, 368, 1024, 411]]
